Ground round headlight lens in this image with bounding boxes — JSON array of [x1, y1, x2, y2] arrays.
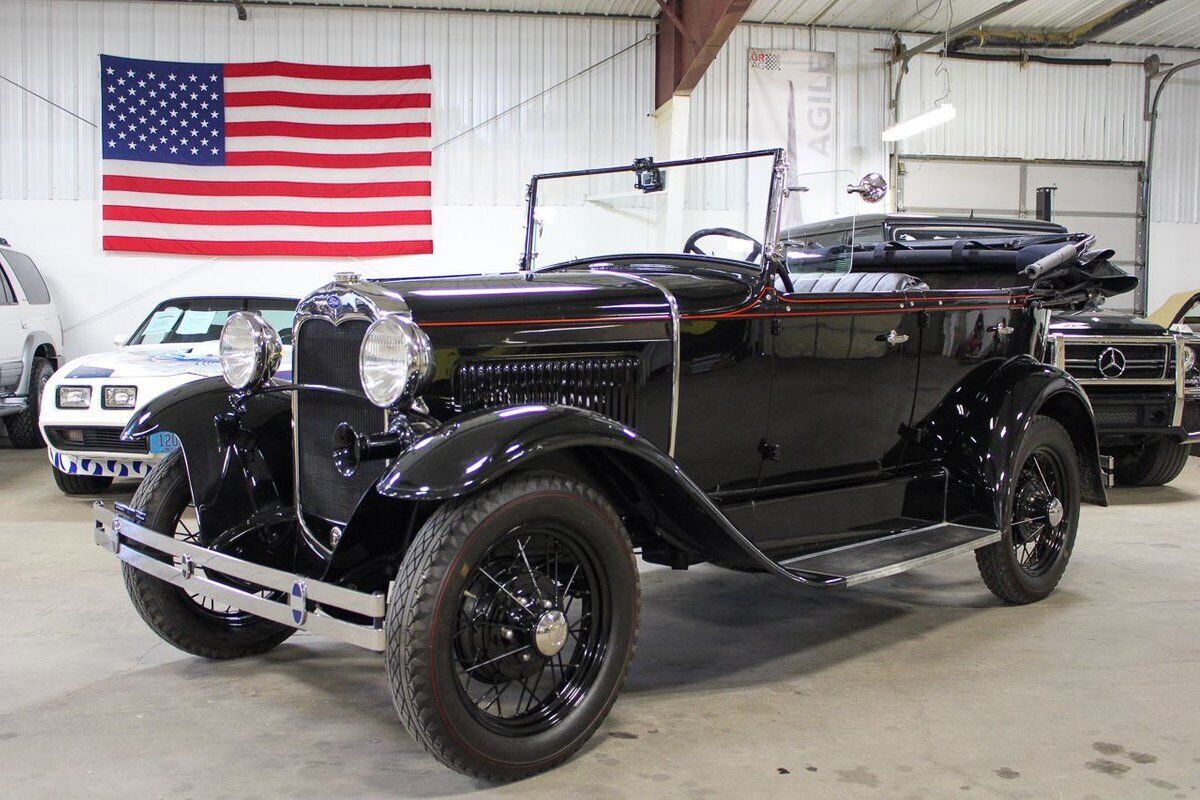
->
[[1184, 345, 1197, 374], [219, 311, 282, 390], [359, 315, 432, 408]]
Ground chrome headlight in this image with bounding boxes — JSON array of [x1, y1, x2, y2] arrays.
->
[[102, 385, 138, 409], [219, 311, 283, 391], [1183, 345, 1196, 374], [57, 385, 92, 409], [359, 315, 433, 408]]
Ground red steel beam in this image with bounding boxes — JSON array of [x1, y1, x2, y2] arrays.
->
[[655, 0, 752, 108]]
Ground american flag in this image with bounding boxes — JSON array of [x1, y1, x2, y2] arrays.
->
[[99, 54, 433, 257]]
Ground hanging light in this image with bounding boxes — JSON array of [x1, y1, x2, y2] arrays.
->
[[882, 102, 957, 142]]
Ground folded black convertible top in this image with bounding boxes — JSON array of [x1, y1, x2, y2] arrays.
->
[[794, 234, 1138, 309]]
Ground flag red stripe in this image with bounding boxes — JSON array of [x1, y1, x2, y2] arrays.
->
[[103, 237, 435, 257], [103, 206, 432, 227], [225, 151, 432, 168], [224, 62, 432, 81], [224, 121, 432, 139], [225, 91, 431, 110], [103, 175, 432, 198]]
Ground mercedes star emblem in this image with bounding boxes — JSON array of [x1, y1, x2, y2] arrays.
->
[[1097, 346, 1127, 378]]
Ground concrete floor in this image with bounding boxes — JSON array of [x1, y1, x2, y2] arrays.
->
[[1, 439, 1198, 800]]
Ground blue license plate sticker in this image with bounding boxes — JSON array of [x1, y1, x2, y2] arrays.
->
[[148, 432, 181, 454]]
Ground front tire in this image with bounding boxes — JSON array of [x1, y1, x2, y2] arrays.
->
[[5, 357, 52, 448], [53, 468, 114, 495], [121, 449, 295, 659], [386, 472, 640, 782], [976, 416, 1080, 604], [1113, 437, 1190, 486]]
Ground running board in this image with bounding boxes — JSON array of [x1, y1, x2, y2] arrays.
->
[[777, 523, 1001, 588]]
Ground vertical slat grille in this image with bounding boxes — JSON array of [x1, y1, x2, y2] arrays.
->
[[295, 318, 385, 526], [454, 357, 640, 425]]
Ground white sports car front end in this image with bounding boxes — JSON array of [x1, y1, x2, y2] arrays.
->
[[39, 295, 297, 494], [41, 343, 230, 481]]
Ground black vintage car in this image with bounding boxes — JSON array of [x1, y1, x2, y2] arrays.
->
[[785, 214, 1200, 486], [95, 151, 1120, 781]]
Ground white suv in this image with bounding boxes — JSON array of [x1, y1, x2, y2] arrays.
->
[[0, 243, 63, 448]]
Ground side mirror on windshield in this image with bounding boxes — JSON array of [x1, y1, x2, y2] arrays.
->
[[847, 173, 888, 203]]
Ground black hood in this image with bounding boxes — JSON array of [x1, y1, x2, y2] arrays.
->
[[1050, 309, 1168, 337]]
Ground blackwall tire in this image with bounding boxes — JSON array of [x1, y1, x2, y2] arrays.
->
[[120, 449, 295, 659], [385, 472, 640, 782], [1113, 437, 1190, 487], [976, 416, 1080, 604], [5, 358, 52, 449], [52, 468, 114, 495]]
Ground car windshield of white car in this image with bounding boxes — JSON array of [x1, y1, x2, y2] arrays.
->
[[128, 298, 297, 345]]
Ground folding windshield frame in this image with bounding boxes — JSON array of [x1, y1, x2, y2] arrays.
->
[[519, 148, 787, 273]]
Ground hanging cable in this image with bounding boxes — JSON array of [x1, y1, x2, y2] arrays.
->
[[432, 31, 654, 152], [0, 73, 97, 128]]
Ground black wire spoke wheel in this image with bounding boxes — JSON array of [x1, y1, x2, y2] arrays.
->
[[121, 449, 294, 659], [452, 525, 608, 735], [1010, 448, 1070, 577], [386, 472, 640, 782], [170, 502, 268, 625], [975, 415, 1081, 604]]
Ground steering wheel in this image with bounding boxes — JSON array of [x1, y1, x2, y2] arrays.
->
[[684, 227, 763, 263]]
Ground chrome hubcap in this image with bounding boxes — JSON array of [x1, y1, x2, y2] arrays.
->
[[1046, 496, 1064, 527], [534, 610, 568, 657]]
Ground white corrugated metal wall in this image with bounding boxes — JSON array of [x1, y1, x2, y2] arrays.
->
[[0, 0, 656, 204], [894, 36, 1200, 224]]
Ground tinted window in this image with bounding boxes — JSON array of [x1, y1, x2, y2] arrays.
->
[[127, 298, 298, 345], [0, 249, 51, 304], [0, 268, 15, 305]]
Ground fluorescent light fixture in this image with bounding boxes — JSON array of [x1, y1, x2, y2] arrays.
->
[[882, 103, 957, 142]]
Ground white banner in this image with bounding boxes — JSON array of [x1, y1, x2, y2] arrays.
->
[[748, 49, 837, 227]]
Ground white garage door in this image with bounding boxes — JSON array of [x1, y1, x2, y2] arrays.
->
[[895, 156, 1144, 312]]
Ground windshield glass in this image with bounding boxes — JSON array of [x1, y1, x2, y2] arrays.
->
[[526, 151, 786, 271], [128, 298, 297, 346]]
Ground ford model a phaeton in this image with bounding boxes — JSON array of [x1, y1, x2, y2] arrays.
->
[[95, 150, 1121, 780]]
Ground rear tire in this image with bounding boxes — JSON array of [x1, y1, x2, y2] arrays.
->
[[386, 472, 640, 782], [121, 449, 295, 659], [976, 416, 1080, 604], [1113, 437, 1190, 486], [53, 468, 114, 495], [5, 357, 52, 448]]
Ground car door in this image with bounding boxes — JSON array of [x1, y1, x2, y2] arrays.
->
[[0, 259, 24, 393], [753, 274, 923, 548]]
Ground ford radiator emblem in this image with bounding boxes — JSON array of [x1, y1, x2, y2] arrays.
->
[[1097, 347, 1127, 378], [326, 294, 341, 308], [290, 580, 308, 625]]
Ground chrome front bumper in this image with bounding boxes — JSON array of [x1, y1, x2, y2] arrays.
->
[[93, 503, 386, 651]]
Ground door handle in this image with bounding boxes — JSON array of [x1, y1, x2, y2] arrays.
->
[[988, 324, 1015, 336], [875, 329, 909, 346]]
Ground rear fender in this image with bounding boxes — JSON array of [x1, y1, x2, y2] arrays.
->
[[942, 356, 1106, 529], [123, 377, 297, 551]]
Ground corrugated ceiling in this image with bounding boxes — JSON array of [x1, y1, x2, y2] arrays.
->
[[301, 0, 1200, 48]]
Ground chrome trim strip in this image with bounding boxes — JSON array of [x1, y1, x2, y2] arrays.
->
[[1055, 334, 1175, 346], [95, 503, 386, 651], [593, 270, 681, 457]]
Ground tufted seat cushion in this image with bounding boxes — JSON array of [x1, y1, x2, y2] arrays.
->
[[786, 271, 928, 294]]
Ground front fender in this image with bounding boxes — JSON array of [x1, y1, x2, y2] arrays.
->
[[371, 404, 765, 570], [377, 404, 666, 501], [124, 377, 296, 549], [943, 355, 1106, 530]]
